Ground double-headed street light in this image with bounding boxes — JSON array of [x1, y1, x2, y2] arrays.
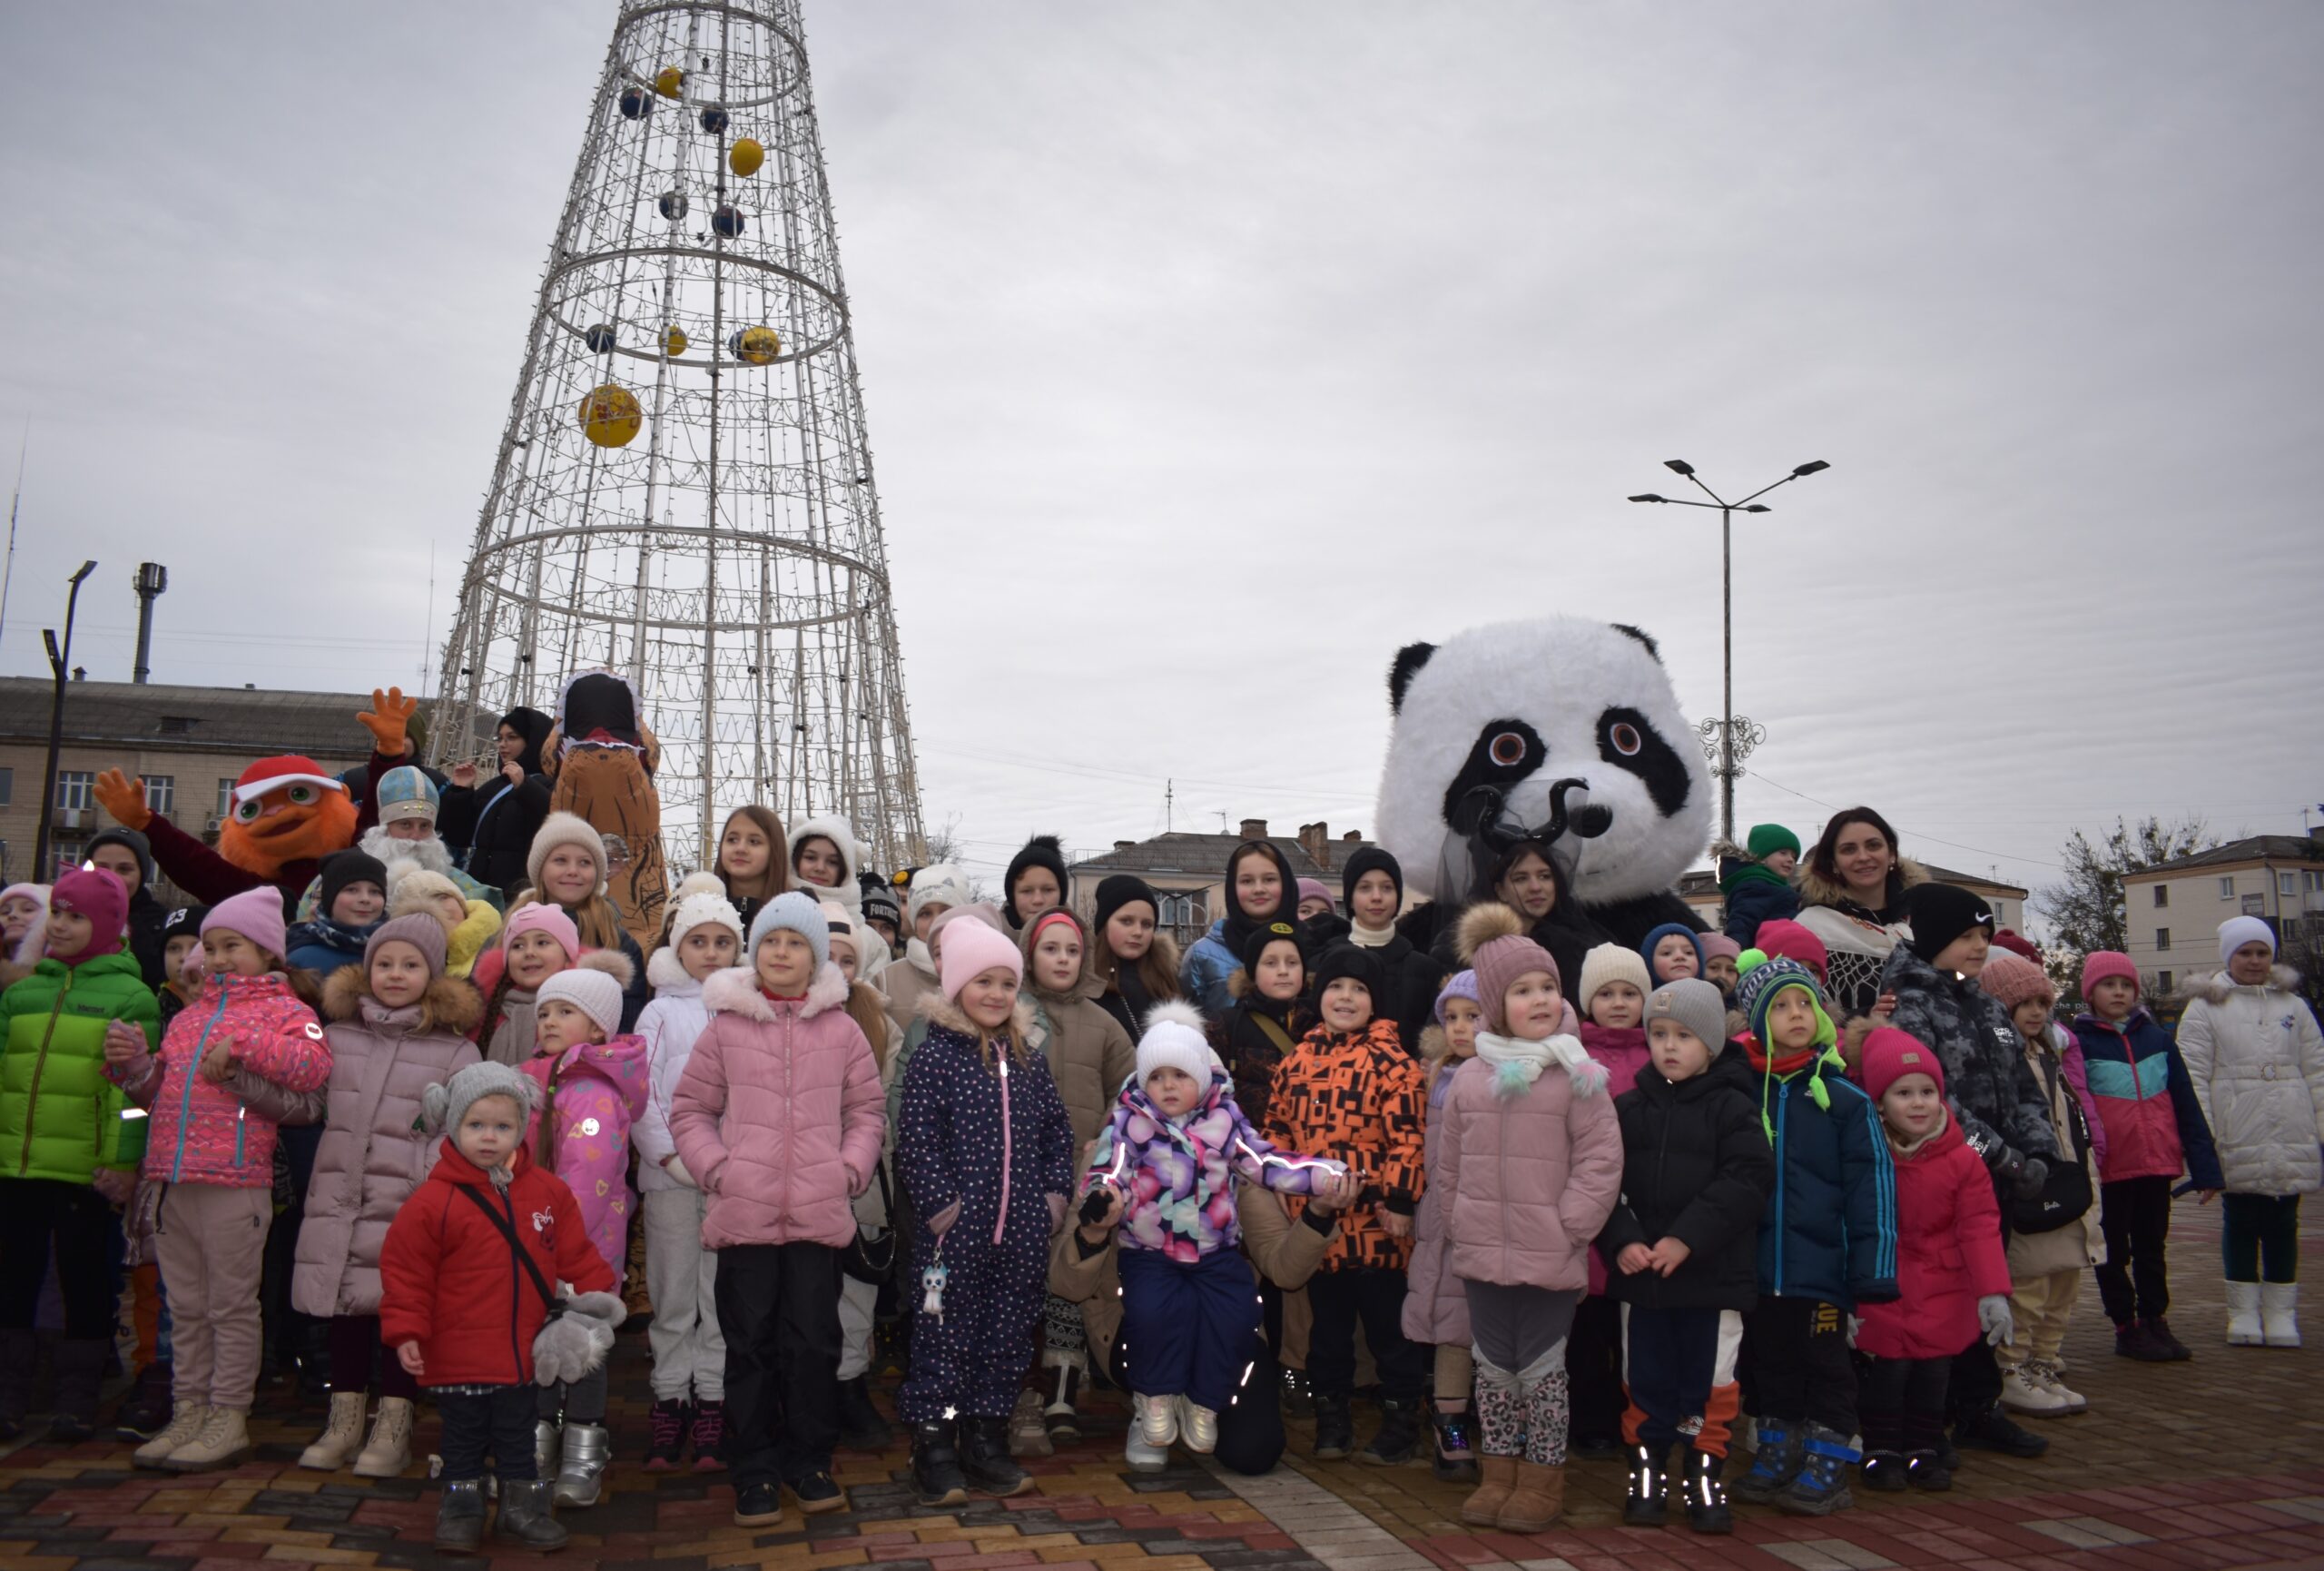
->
[[1628, 460, 1828, 845]]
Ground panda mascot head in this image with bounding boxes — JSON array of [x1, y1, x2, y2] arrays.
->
[[1374, 618, 1713, 944]]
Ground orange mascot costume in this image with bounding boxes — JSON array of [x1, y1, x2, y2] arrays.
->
[[93, 756, 359, 914], [542, 671, 668, 950]]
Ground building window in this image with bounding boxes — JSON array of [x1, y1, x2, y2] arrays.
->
[[2157, 970, 2173, 994], [0, 767, 11, 807], [50, 837, 84, 882], [141, 776, 175, 815], [2281, 873, 2298, 897], [2220, 876, 2236, 900], [217, 778, 237, 819], [2153, 884, 2169, 907], [54, 771, 93, 812], [2156, 927, 2171, 952]]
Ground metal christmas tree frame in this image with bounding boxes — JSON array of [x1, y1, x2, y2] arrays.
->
[[436, 0, 925, 874]]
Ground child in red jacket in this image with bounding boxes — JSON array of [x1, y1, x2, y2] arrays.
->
[[380, 1062, 615, 1554], [1850, 1031, 2014, 1494]]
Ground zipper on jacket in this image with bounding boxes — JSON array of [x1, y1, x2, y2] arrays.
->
[[173, 994, 233, 1183], [497, 1184, 526, 1381], [994, 1055, 1014, 1246], [1772, 1082, 1787, 1293], [1497, 1096, 1511, 1280], [15, 986, 72, 1174]]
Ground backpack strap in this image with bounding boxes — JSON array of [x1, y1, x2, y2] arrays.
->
[[1252, 1013, 1297, 1058], [457, 1181, 561, 1315]]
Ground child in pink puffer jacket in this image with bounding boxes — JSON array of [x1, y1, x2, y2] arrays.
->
[[517, 948, 648, 1507], [671, 894, 884, 1524], [105, 886, 331, 1474]]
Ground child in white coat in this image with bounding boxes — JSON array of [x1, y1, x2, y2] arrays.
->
[[633, 873, 745, 1467]]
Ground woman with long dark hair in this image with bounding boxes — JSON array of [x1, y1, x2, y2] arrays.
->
[[1794, 807, 1926, 1021]]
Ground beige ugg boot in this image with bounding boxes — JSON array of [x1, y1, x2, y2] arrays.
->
[[352, 1396, 415, 1477], [300, 1392, 368, 1470], [1498, 1460, 1568, 1533], [1462, 1454, 1518, 1527]]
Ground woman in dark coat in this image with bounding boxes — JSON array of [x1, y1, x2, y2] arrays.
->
[[438, 707, 554, 899]]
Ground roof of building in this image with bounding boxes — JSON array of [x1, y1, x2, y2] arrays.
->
[[1068, 830, 1374, 880], [2123, 835, 2324, 877], [0, 677, 386, 760]]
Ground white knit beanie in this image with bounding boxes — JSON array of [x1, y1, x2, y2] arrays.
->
[[2218, 915, 2275, 966], [536, 952, 630, 1038], [1135, 1000, 1219, 1089], [1576, 943, 1652, 1013], [527, 811, 608, 897], [666, 870, 743, 951], [907, 863, 972, 923]]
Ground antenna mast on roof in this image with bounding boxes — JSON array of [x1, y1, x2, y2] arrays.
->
[[1166, 778, 1173, 834]]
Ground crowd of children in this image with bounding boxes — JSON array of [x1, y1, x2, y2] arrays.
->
[[1, 776, 2319, 1556]]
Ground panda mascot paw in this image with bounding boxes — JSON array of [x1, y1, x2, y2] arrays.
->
[[1376, 618, 1713, 950]]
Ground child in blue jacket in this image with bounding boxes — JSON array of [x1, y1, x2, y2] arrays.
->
[[1727, 954, 1897, 1519]]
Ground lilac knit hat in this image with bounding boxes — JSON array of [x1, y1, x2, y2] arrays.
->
[[1433, 968, 1479, 1025]]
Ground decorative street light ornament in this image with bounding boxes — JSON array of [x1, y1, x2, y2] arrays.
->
[[578, 383, 643, 448], [657, 190, 688, 221], [711, 203, 746, 239], [1696, 716, 1767, 778], [584, 323, 618, 354]]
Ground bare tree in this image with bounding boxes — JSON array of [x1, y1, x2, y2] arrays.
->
[[2037, 815, 2219, 1003], [919, 814, 990, 903]]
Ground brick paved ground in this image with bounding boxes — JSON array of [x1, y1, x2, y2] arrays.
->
[[2, 1200, 2317, 1571]]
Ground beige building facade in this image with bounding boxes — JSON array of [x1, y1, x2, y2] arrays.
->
[[2119, 833, 2324, 996]]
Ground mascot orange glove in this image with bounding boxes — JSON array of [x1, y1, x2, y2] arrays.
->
[[358, 687, 419, 759], [92, 768, 154, 832]]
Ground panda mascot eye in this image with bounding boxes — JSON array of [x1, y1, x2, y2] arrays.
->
[[1489, 730, 1529, 766], [1607, 722, 1642, 757], [1596, 707, 1690, 816]]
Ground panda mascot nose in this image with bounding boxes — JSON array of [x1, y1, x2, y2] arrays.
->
[[1550, 779, 1613, 842]]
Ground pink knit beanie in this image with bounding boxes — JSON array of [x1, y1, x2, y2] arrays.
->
[[202, 885, 288, 963], [47, 868, 128, 963], [504, 903, 581, 962], [1977, 951, 2054, 1012], [1472, 934, 1561, 1036], [2079, 951, 2141, 1001], [940, 917, 1022, 1001]]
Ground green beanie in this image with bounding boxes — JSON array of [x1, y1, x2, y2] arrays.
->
[[1746, 823, 1801, 862]]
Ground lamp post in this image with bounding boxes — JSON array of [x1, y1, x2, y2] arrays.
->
[[33, 559, 98, 881], [1628, 461, 1827, 845]]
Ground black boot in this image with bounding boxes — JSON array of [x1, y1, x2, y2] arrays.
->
[[1357, 1397, 1423, 1466], [837, 1376, 893, 1451], [1430, 1400, 1479, 1483], [1683, 1449, 1732, 1535], [114, 1361, 174, 1441], [960, 1414, 1031, 1497], [494, 1478, 568, 1549], [0, 1329, 37, 1441], [48, 1340, 108, 1442], [434, 1478, 487, 1555], [911, 1418, 968, 1507], [1311, 1393, 1354, 1460], [1954, 1403, 2048, 1458], [1622, 1443, 1670, 1526]]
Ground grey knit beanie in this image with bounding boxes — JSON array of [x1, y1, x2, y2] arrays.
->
[[422, 1060, 539, 1139], [1645, 979, 1732, 1059]]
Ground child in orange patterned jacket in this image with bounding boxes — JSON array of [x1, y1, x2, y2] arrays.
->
[[1262, 942, 1426, 1465]]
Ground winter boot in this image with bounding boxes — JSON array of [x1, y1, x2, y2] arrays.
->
[[2225, 1281, 2265, 1345], [1622, 1443, 1670, 1527], [115, 1361, 175, 1442], [1774, 1423, 1855, 1516], [1955, 1403, 2048, 1458], [793, 1469, 847, 1514], [1279, 1365, 1315, 1417], [2000, 1362, 2070, 1417], [1858, 1450, 1907, 1492], [1125, 1426, 1170, 1474], [1043, 1362, 1083, 1444], [911, 1418, 969, 1507], [1310, 1392, 1354, 1459], [1008, 1386, 1052, 1457], [1731, 1418, 1801, 1504], [495, 1477, 569, 1549], [1906, 1447, 1953, 1490], [1357, 1397, 1423, 1466], [553, 1421, 612, 1507], [961, 1413, 1033, 1497], [352, 1396, 415, 1477], [837, 1377, 891, 1451], [1430, 1399, 1479, 1483], [2146, 1317, 2193, 1360], [534, 1418, 562, 1479], [643, 1397, 690, 1471], [2261, 1282, 2301, 1348], [134, 1403, 210, 1469], [690, 1398, 725, 1470], [163, 1406, 253, 1472], [1462, 1454, 1518, 1527], [0, 1328, 36, 1441], [1683, 1448, 1732, 1535], [48, 1339, 109, 1442], [433, 1478, 488, 1555], [2113, 1320, 2171, 1361], [299, 1391, 368, 1470], [1499, 1461, 1567, 1533]]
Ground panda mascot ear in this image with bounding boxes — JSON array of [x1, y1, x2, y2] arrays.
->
[[1388, 643, 1437, 716]]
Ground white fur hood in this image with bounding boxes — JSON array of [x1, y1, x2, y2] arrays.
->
[[2182, 964, 2305, 1006], [645, 945, 704, 994], [703, 960, 850, 1021]]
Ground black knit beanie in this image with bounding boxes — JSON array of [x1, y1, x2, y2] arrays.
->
[[1340, 845, 1404, 914], [1093, 874, 1159, 935], [1308, 940, 1381, 1004], [319, 850, 389, 920], [1239, 919, 1301, 975], [1002, 835, 1068, 930], [1905, 883, 1994, 965]]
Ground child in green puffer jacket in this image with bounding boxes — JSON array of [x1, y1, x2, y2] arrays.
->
[[0, 867, 162, 1441]]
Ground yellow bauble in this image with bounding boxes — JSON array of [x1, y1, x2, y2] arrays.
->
[[663, 325, 689, 357], [734, 325, 781, 365], [579, 383, 643, 447], [728, 138, 765, 178], [654, 65, 684, 97]]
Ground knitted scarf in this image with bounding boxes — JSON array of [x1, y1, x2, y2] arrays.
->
[[1474, 1029, 1608, 1101], [1741, 1031, 1846, 1141]]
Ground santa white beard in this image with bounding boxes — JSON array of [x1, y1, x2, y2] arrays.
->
[[361, 824, 455, 880]]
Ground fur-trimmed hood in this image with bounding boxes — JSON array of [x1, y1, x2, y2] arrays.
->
[[920, 990, 1037, 1045], [1796, 855, 1930, 915], [645, 944, 700, 994], [702, 959, 850, 1021], [322, 964, 485, 1037], [2181, 963, 2305, 1006]]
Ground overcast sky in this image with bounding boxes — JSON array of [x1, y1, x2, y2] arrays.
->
[[2, 3, 2319, 911]]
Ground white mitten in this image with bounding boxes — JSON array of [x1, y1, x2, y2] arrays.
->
[[1977, 1294, 2014, 1348], [531, 1291, 628, 1385]]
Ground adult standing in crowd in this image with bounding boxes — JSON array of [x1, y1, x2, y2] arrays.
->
[[438, 707, 555, 899], [85, 829, 178, 991], [1794, 807, 1925, 1022]]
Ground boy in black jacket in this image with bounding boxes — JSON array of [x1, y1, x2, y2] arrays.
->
[[1598, 980, 1775, 1535]]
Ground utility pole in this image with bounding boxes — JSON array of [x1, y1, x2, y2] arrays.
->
[[34, 560, 98, 880]]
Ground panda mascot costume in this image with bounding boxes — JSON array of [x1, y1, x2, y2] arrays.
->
[[1374, 618, 1711, 981]]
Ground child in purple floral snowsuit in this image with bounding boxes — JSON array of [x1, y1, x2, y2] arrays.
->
[[1083, 1002, 1343, 1453]]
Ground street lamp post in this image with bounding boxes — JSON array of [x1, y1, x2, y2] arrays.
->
[[33, 559, 98, 881], [1628, 461, 1827, 845]]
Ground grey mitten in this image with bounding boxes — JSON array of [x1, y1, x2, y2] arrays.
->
[[530, 1291, 627, 1386], [2012, 1156, 2049, 1199], [1977, 1294, 2014, 1348]]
